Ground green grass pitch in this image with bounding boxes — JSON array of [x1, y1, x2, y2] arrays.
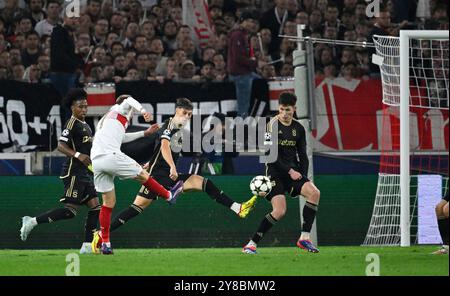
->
[[0, 246, 447, 276]]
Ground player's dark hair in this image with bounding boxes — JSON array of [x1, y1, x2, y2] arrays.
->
[[176, 98, 193, 110], [279, 92, 297, 106], [64, 88, 87, 109]]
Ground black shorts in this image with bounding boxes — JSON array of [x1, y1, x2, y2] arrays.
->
[[137, 174, 192, 200], [59, 176, 97, 205], [265, 174, 310, 201], [443, 192, 449, 202]]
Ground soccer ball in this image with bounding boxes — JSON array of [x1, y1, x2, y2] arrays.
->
[[250, 175, 272, 197]]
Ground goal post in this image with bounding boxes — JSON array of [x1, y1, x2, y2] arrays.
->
[[364, 30, 449, 247], [399, 30, 449, 246]]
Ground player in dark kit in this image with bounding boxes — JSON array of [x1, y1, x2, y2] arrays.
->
[[243, 92, 321, 254], [20, 88, 100, 254], [96, 98, 257, 237]]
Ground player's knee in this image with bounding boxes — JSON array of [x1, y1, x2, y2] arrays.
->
[[134, 198, 151, 209], [64, 206, 77, 218], [443, 204, 449, 218], [310, 188, 320, 203], [435, 203, 444, 216], [272, 208, 287, 220], [136, 170, 148, 183]]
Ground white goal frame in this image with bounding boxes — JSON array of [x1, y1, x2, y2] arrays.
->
[[399, 30, 449, 247]]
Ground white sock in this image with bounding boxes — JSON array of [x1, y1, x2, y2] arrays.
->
[[300, 232, 310, 241], [230, 202, 241, 214], [247, 240, 257, 247], [30, 217, 37, 226], [104, 242, 111, 247]]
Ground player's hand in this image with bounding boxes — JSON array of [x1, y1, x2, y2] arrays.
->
[[142, 111, 152, 122], [169, 166, 178, 181], [142, 162, 149, 170], [288, 169, 302, 181], [77, 153, 92, 167], [144, 124, 159, 136]]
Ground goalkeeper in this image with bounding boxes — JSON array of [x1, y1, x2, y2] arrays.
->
[[433, 192, 449, 254]]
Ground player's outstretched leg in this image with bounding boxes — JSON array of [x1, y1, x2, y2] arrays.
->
[[20, 206, 77, 241], [198, 177, 257, 218], [296, 182, 320, 253]]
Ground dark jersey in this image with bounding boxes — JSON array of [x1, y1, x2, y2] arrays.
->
[[265, 117, 309, 178], [146, 118, 182, 175], [59, 116, 93, 179]]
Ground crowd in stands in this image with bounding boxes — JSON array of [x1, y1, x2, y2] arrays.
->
[[0, 0, 448, 85]]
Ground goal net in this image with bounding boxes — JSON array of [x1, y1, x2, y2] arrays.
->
[[363, 31, 449, 246]]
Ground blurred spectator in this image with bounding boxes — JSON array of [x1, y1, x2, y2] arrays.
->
[[0, 0, 28, 36], [86, 0, 102, 23], [175, 59, 200, 82], [23, 63, 41, 83], [21, 30, 41, 67], [49, 13, 83, 105], [0, 0, 444, 95], [28, 0, 46, 27], [11, 63, 25, 81], [280, 62, 294, 77], [0, 65, 8, 79], [134, 34, 148, 54], [16, 16, 33, 35], [227, 11, 259, 118], [261, 63, 276, 79], [260, 0, 292, 55], [161, 19, 178, 53], [124, 67, 139, 81], [92, 18, 109, 46], [200, 61, 216, 82], [340, 62, 357, 81], [163, 57, 178, 80], [309, 9, 323, 33], [37, 54, 50, 81], [34, 0, 60, 37], [169, 5, 183, 25], [113, 53, 127, 77]]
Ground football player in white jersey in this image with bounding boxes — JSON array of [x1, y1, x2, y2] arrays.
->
[[91, 94, 184, 254]]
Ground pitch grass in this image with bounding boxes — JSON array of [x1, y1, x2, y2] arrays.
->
[[0, 246, 447, 276]]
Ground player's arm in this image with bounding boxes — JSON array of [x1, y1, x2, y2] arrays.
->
[[161, 138, 178, 180], [58, 130, 91, 167], [123, 97, 151, 122], [296, 124, 309, 178], [122, 124, 160, 143]]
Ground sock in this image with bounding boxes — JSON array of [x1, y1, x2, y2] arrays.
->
[[99, 205, 113, 243], [35, 206, 76, 224], [437, 217, 449, 245], [84, 205, 100, 242], [302, 201, 318, 233], [230, 203, 241, 214], [143, 177, 170, 200], [300, 231, 310, 241], [203, 178, 234, 208], [110, 204, 144, 232], [246, 240, 257, 247], [251, 213, 278, 244]]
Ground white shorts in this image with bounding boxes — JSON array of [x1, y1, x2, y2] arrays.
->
[[92, 152, 142, 193]]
